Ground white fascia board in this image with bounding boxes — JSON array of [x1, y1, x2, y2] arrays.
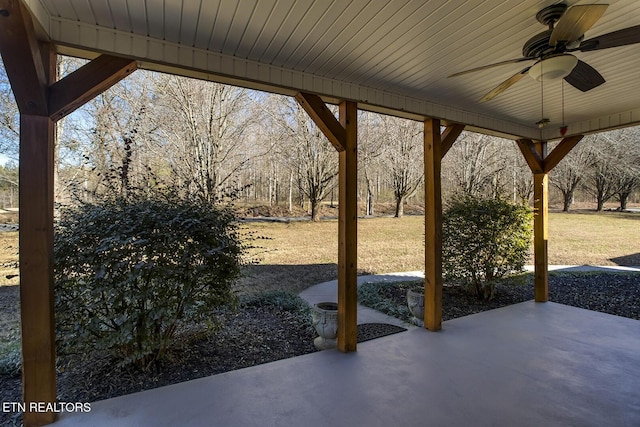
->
[[542, 108, 640, 141], [49, 16, 540, 140]]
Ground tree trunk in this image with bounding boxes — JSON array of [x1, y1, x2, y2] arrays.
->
[[394, 196, 405, 218], [596, 195, 605, 212], [288, 171, 293, 212], [562, 190, 574, 212], [619, 192, 629, 210], [311, 199, 320, 221], [365, 178, 374, 216]]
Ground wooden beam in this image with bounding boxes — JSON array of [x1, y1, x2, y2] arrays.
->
[[533, 142, 549, 302], [337, 100, 358, 352], [49, 55, 137, 121], [296, 93, 358, 351], [440, 123, 465, 158], [19, 41, 57, 427], [424, 118, 443, 331], [543, 135, 584, 173], [0, 0, 48, 115], [0, 5, 139, 425], [517, 136, 581, 300], [20, 114, 57, 426], [295, 92, 346, 151], [516, 139, 544, 174]]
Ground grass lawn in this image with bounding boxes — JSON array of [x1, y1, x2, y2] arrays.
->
[[1, 211, 638, 294], [241, 211, 640, 293], [546, 211, 640, 266], [0, 231, 18, 287]]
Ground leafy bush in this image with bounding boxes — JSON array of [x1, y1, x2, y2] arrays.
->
[[442, 195, 532, 300], [357, 281, 415, 323], [55, 193, 244, 367]]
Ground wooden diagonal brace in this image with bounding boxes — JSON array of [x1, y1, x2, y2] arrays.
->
[[440, 123, 465, 159], [295, 92, 346, 152], [516, 139, 545, 174], [543, 135, 583, 173], [49, 55, 137, 121]]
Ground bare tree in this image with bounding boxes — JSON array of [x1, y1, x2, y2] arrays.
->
[[0, 60, 19, 204], [443, 132, 508, 199], [0, 60, 18, 162], [67, 70, 160, 199], [359, 112, 385, 216], [549, 141, 593, 211], [378, 115, 423, 217], [511, 154, 535, 204], [155, 76, 259, 203], [609, 128, 640, 210], [586, 128, 639, 211], [272, 96, 337, 221], [0, 163, 18, 207]]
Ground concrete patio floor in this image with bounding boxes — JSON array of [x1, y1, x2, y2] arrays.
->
[[55, 301, 640, 427]]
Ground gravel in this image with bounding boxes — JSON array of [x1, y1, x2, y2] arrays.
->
[[1, 272, 639, 427], [364, 272, 640, 322]]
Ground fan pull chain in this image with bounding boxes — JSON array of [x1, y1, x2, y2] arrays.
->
[[560, 79, 568, 136], [540, 60, 544, 139], [561, 79, 564, 126]]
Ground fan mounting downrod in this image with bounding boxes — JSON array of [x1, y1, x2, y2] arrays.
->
[[536, 3, 567, 27]]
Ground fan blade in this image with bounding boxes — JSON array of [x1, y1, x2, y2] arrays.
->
[[564, 60, 605, 92], [479, 67, 531, 102], [550, 4, 608, 46], [578, 25, 640, 51], [448, 58, 532, 78]]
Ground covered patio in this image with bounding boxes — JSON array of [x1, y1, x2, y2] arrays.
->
[[54, 301, 640, 426], [1, 1, 639, 425]]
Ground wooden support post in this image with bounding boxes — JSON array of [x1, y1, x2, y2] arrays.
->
[[295, 93, 358, 351], [424, 119, 443, 331], [0, 3, 140, 424], [337, 100, 358, 351], [518, 136, 583, 303], [20, 114, 56, 426], [533, 141, 549, 302]]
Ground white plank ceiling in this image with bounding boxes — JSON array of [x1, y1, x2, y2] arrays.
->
[[24, 0, 640, 140]]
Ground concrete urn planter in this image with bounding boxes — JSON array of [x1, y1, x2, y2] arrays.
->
[[406, 288, 424, 327], [312, 302, 338, 350]]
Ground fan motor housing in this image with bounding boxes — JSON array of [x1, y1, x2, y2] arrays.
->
[[522, 29, 554, 58]]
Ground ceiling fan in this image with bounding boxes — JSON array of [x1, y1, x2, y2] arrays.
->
[[449, 3, 640, 102]]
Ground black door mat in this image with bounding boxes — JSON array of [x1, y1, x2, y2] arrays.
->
[[357, 323, 407, 343]]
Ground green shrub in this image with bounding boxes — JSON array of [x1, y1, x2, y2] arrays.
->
[[442, 195, 532, 300], [357, 281, 415, 322], [54, 193, 244, 367]]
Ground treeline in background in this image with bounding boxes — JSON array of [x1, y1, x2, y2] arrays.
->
[[1, 57, 638, 218]]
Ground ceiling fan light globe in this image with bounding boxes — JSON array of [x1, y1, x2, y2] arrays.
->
[[528, 54, 578, 81]]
